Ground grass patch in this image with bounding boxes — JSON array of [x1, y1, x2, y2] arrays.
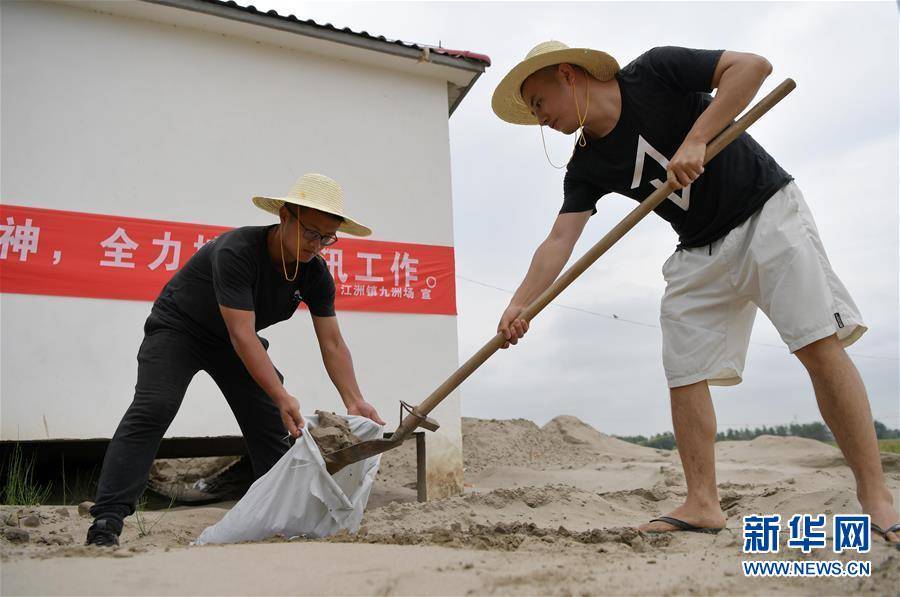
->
[[828, 439, 900, 454], [1, 444, 53, 506], [827, 439, 900, 454], [134, 493, 176, 537], [878, 439, 900, 454]]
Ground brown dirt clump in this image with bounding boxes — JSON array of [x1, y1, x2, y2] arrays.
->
[[309, 411, 361, 454]]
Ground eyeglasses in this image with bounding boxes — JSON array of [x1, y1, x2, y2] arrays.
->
[[288, 211, 339, 247]]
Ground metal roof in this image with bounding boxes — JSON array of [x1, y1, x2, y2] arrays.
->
[[142, 0, 490, 114], [207, 0, 490, 66]]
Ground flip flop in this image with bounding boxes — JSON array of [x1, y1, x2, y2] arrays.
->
[[871, 523, 900, 550], [645, 516, 724, 534]]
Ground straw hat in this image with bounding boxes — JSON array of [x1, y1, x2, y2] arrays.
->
[[252, 173, 371, 237], [492, 41, 620, 125]]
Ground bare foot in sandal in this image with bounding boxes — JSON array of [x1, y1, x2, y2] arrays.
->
[[639, 500, 725, 533]]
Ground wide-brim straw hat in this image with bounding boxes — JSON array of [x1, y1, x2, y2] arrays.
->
[[492, 40, 620, 125], [252, 173, 371, 237]]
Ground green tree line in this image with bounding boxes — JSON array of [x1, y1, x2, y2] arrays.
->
[[616, 420, 900, 451]]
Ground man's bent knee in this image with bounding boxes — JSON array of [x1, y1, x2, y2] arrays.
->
[[794, 334, 845, 372], [670, 379, 709, 398]]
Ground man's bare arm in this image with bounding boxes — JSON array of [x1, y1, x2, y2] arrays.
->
[[219, 305, 304, 436], [311, 315, 385, 424], [498, 210, 592, 348]]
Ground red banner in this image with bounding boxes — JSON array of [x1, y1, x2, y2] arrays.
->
[[0, 204, 456, 315]]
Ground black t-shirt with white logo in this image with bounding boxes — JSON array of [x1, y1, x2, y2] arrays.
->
[[150, 225, 336, 344], [562, 46, 792, 249]]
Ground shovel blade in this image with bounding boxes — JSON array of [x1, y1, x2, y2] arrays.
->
[[323, 437, 401, 475]]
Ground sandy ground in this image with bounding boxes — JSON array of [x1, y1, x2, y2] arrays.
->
[[2, 416, 899, 595]]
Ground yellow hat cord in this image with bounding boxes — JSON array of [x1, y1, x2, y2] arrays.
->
[[280, 208, 301, 282], [540, 77, 591, 170]]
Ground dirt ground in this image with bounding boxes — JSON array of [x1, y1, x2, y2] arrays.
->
[[2, 416, 899, 595]]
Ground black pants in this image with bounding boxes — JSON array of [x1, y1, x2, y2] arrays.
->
[[90, 315, 290, 525]]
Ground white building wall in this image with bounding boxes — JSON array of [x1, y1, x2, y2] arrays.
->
[[1, 1, 464, 495]]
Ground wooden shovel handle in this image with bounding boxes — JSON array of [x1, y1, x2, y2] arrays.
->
[[403, 78, 796, 431]]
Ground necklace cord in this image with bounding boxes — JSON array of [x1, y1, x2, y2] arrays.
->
[[540, 76, 591, 169], [280, 206, 300, 282]]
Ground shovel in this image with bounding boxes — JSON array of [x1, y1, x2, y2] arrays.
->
[[324, 78, 797, 475]]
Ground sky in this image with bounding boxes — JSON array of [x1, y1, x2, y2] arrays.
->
[[236, 1, 898, 435]]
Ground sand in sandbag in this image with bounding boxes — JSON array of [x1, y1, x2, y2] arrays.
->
[[309, 410, 361, 454]]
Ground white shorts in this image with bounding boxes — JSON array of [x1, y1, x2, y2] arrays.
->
[[660, 181, 866, 388]]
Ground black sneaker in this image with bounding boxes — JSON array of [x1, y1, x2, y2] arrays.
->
[[85, 518, 120, 547]]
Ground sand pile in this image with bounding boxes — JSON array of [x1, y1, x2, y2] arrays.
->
[[542, 415, 670, 460], [461, 416, 670, 477], [462, 417, 598, 474], [716, 435, 849, 469], [718, 434, 900, 473]]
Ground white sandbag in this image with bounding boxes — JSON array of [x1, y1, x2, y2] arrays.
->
[[194, 414, 382, 545]]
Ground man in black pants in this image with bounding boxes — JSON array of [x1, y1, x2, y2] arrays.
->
[[86, 173, 385, 547]]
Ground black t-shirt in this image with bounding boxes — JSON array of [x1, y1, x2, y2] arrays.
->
[[150, 225, 336, 344], [562, 46, 792, 248]]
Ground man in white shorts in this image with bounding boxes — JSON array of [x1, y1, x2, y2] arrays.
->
[[490, 41, 899, 543]]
